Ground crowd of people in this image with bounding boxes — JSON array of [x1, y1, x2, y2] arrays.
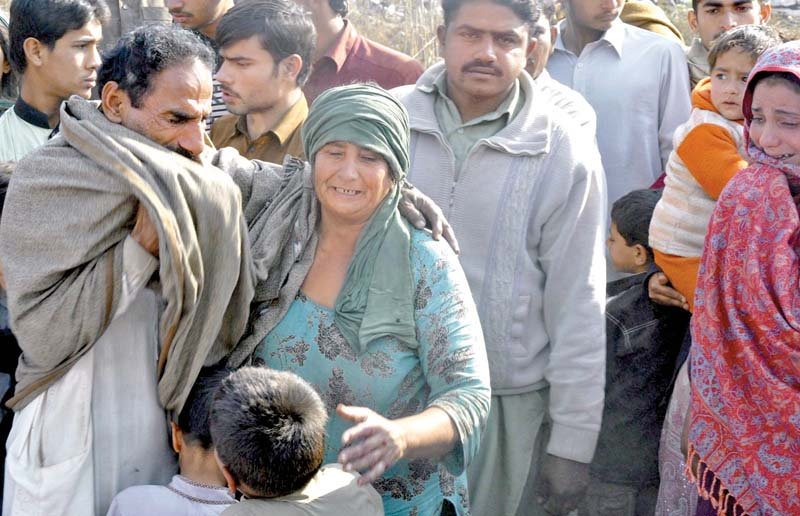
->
[[0, 0, 798, 515]]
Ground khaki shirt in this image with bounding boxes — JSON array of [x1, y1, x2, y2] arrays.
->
[[210, 96, 307, 164], [221, 465, 383, 516]]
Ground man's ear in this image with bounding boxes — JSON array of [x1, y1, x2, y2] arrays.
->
[[525, 37, 538, 60], [279, 54, 303, 84], [215, 450, 238, 496], [436, 24, 447, 52], [687, 9, 698, 33], [101, 81, 129, 124], [633, 244, 649, 267], [1, 59, 10, 75], [22, 37, 46, 68], [170, 421, 182, 455], [759, 2, 772, 23]]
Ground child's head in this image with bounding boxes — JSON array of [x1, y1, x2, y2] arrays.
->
[[210, 367, 328, 498], [688, 0, 771, 50], [608, 189, 662, 274], [708, 25, 782, 122], [172, 366, 231, 483]]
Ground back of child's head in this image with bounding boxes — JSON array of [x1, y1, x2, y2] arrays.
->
[[177, 365, 232, 450], [210, 367, 328, 498], [708, 25, 782, 71], [610, 188, 662, 262]]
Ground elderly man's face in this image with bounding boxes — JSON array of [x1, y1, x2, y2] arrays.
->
[[108, 59, 212, 160]]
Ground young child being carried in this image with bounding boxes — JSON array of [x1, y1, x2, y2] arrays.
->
[[583, 189, 690, 516], [106, 367, 236, 515], [211, 367, 384, 516], [649, 24, 782, 312]]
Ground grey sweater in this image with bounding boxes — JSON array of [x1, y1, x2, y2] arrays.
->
[[393, 64, 607, 463]]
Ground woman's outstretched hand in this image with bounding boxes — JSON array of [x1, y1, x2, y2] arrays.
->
[[337, 404, 407, 485]]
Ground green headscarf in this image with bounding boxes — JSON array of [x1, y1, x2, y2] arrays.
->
[[302, 83, 417, 355]]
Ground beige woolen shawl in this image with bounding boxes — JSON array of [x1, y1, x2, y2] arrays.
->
[[0, 96, 255, 412]]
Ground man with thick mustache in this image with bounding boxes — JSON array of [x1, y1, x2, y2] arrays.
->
[[392, 0, 607, 515]]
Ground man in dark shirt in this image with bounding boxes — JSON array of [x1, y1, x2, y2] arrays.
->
[[296, 0, 424, 103]]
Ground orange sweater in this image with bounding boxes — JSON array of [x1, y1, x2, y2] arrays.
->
[[652, 78, 747, 311]]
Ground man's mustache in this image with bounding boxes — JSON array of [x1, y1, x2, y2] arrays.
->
[[169, 145, 200, 162], [461, 60, 502, 75]]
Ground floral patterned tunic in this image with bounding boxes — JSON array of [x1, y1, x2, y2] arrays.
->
[[255, 229, 490, 516]]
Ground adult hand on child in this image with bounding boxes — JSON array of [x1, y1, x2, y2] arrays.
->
[[337, 404, 407, 485], [648, 272, 688, 311]]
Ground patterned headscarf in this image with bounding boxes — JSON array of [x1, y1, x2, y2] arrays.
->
[[688, 41, 800, 515]]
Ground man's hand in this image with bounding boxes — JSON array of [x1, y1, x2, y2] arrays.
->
[[131, 203, 159, 257], [398, 184, 460, 255], [536, 454, 590, 515], [648, 272, 689, 310]]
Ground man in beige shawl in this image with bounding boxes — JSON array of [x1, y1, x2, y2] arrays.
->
[[0, 23, 453, 516], [0, 25, 257, 516]]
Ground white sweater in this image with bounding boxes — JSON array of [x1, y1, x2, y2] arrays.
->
[[393, 64, 607, 463]]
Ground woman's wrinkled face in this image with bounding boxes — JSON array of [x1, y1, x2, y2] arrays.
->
[[749, 77, 800, 167], [313, 141, 394, 226]]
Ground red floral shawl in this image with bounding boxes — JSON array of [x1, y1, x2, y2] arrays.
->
[[688, 41, 800, 516]]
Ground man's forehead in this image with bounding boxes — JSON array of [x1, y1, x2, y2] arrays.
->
[[147, 60, 213, 112], [60, 18, 104, 42], [450, 2, 528, 31], [697, 0, 756, 8]]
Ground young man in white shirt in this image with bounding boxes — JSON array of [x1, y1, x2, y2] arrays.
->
[[0, 0, 108, 162], [547, 0, 691, 206]]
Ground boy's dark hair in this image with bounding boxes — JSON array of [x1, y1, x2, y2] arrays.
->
[[98, 24, 215, 109], [210, 367, 328, 498], [442, 0, 541, 29], [610, 188, 662, 261], [708, 25, 782, 70], [216, 0, 316, 87], [176, 366, 232, 450], [329, 0, 348, 17], [8, 0, 110, 74], [0, 13, 17, 99]]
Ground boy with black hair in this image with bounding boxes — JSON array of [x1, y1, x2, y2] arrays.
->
[[686, 0, 772, 87], [106, 366, 236, 516], [581, 189, 689, 516], [0, 0, 109, 161], [210, 367, 383, 516]]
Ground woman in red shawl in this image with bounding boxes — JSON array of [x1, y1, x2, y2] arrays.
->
[[688, 40, 800, 516]]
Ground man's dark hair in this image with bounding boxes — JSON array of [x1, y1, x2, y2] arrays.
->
[[176, 366, 231, 450], [216, 0, 316, 87], [610, 188, 662, 260], [442, 0, 541, 28], [329, 0, 348, 17], [708, 25, 781, 70], [210, 367, 328, 498], [8, 0, 110, 74], [98, 24, 215, 109]]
